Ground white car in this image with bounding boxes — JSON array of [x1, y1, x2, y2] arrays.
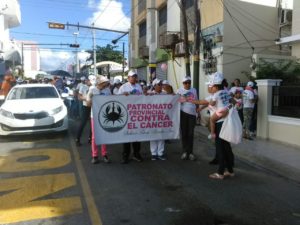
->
[[0, 83, 68, 135]]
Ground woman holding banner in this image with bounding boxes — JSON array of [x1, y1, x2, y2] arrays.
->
[[118, 70, 143, 164], [86, 75, 111, 164]]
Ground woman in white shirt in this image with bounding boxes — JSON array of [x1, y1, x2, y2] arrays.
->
[[176, 76, 198, 161], [86, 75, 111, 164]]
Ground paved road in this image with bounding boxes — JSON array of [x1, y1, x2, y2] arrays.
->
[[0, 120, 299, 225]]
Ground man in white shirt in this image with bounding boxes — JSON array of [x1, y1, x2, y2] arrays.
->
[[243, 81, 255, 140], [118, 70, 143, 164]]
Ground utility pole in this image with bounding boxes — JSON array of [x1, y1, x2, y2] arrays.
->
[[92, 23, 97, 76], [180, 0, 191, 76], [122, 42, 125, 80], [193, 0, 201, 93], [147, 0, 157, 82]]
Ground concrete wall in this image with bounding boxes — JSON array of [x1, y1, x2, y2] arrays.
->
[[292, 0, 300, 58], [268, 116, 300, 147]]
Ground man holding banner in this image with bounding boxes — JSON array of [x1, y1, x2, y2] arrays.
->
[[117, 70, 144, 164]]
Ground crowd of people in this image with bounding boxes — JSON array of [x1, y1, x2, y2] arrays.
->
[[69, 70, 258, 181], [0, 68, 258, 180]]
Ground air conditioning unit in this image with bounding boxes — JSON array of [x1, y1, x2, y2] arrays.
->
[[174, 42, 186, 57], [280, 9, 292, 25], [139, 46, 149, 58], [159, 33, 180, 48]]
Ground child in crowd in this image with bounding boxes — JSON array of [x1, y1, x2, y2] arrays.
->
[[233, 89, 243, 123], [207, 73, 232, 139]]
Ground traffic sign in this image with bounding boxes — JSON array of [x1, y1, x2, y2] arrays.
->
[[48, 22, 65, 30]]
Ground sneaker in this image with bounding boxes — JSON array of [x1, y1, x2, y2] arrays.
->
[[151, 155, 158, 161], [121, 158, 129, 164], [224, 171, 235, 178], [75, 139, 82, 146], [181, 152, 188, 160], [209, 173, 224, 180], [132, 153, 143, 162], [103, 155, 111, 163], [91, 157, 99, 164], [188, 154, 196, 161], [207, 134, 212, 139], [157, 155, 166, 160]]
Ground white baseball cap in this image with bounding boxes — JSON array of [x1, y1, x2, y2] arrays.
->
[[210, 72, 224, 85], [96, 75, 109, 84], [247, 81, 254, 87], [128, 69, 137, 77], [152, 78, 161, 86], [114, 78, 121, 84], [162, 80, 169, 85], [80, 76, 86, 81], [182, 76, 191, 83]]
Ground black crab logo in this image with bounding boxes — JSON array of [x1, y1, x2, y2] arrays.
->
[[98, 101, 128, 132]]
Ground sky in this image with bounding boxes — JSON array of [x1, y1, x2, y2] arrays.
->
[[10, 0, 293, 72], [11, 0, 131, 71]]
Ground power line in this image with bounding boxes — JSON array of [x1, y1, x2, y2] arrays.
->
[[221, 0, 255, 53]]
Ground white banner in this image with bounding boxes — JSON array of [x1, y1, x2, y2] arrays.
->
[[92, 95, 180, 145]]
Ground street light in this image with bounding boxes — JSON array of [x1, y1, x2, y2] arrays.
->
[[112, 32, 128, 81]]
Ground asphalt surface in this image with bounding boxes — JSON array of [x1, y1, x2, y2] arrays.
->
[[0, 120, 299, 225]]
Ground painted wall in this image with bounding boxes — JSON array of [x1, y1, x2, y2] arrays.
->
[[201, 0, 223, 29], [291, 0, 300, 58], [268, 116, 300, 147]]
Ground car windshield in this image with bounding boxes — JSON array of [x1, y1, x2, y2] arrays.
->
[[6, 86, 59, 100]]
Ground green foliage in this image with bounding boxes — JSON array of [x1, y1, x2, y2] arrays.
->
[[87, 44, 124, 64], [256, 59, 300, 84]]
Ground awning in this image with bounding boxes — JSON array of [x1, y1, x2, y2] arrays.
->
[[275, 34, 300, 45]]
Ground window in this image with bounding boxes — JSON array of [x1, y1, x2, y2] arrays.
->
[[185, 0, 194, 9], [7, 87, 59, 100], [159, 5, 167, 27], [139, 21, 147, 38]]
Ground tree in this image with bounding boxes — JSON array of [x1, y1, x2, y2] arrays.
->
[[87, 44, 124, 64]]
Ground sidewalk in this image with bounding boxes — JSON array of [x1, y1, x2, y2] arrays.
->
[[194, 125, 300, 183]]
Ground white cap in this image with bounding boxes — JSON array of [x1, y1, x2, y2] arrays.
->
[[247, 81, 254, 87], [80, 76, 86, 81], [88, 75, 96, 85], [128, 69, 137, 77], [210, 72, 224, 85], [162, 80, 169, 85], [182, 76, 191, 83], [114, 78, 121, 84], [96, 75, 109, 84], [152, 78, 161, 87]]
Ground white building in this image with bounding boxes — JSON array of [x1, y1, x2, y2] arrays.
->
[[0, 0, 21, 76]]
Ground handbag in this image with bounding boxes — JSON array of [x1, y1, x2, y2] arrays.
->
[[219, 107, 242, 144]]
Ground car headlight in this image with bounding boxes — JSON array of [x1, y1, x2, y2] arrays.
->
[[0, 108, 15, 119], [49, 106, 63, 116]]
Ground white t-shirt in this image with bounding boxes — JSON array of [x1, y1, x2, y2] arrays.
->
[[229, 86, 244, 95], [87, 86, 111, 118], [113, 87, 120, 95], [176, 87, 198, 116], [78, 84, 89, 106], [118, 82, 143, 95], [243, 89, 255, 108], [212, 90, 231, 123]]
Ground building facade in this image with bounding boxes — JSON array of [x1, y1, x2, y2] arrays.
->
[[0, 0, 21, 77], [130, 0, 286, 98]]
